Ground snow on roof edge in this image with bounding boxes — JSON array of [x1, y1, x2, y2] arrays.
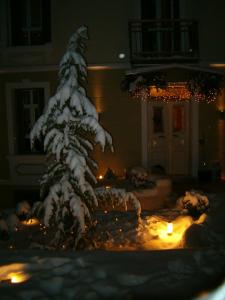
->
[[125, 63, 225, 76]]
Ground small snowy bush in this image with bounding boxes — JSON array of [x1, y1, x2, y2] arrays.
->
[[30, 26, 113, 248], [128, 166, 149, 188], [95, 187, 141, 217], [177, 190, 209, 219]]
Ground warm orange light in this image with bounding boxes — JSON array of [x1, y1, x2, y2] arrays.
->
[[139, 213, 207, 250], [105, 186, 111, 189], [98, 213, 207, 251], [0, 263, 30, 284], [98, 175, 103, 180], [10, 272, 30, 283], [21, 218, 39, 226], [167, 222, 173, 235], [149, 84, 191, 100], [210, 63, 225, 68]]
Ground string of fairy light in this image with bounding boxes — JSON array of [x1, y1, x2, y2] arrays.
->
[[131, 84, 217, 103]]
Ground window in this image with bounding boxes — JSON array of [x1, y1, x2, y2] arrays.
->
[[153, 106, 164, 133], [173, 104, 184, 133], [15, 88, 45, 154], [141, 0, 180, 19], [9, 0, 51, 46], [141, 0, 181, 54]]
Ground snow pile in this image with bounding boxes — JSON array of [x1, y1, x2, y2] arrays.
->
[[30, 26, 113, 248], [127, 166, 150, 188], [176, 190, 209, 219], [95, 187, 141, 217], [136, 209, 208, 250]]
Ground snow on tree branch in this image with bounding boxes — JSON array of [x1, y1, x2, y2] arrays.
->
[[95, 188, 141, 218], [30, 26, 113, 248]]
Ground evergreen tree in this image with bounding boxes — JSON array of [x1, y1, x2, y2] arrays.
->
[[30, 26, 113, 248]]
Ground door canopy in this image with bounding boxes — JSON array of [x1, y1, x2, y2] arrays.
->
[[121, 64, 225, 103]]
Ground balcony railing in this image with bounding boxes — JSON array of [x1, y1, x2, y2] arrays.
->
[[129, 19, 199, 64]]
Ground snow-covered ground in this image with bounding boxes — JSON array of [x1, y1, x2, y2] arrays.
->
[[0, 183, 225, 299], [0, 247, 225, 300]]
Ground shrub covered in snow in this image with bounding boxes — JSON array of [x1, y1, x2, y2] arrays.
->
[[127, 166, 151, 188], [95, 187, 141, 217], [177, 190, 209, 219], [30, 26, 113, 248]]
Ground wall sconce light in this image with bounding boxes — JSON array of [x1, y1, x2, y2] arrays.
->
[[218, 109, 225, 120], [118, 53, 126, 59]]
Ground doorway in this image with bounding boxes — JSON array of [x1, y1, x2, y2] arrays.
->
[[148, 101, 189, 175]]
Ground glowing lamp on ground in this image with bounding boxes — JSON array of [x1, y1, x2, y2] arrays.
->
[[167, 222, 173, 235], [0, 263, 30, 284], [10, 272, 30, 283], [21, 218, 39, 226]]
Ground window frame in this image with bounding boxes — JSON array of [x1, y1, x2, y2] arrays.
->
[[6, 80, 50, 155], [8, 0, 51, 47], [14, 87, 45, 154]]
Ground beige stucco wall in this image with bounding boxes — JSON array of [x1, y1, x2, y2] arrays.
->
[[0, 76, 9, 179], [52, 0, 137, 65], [0, 0, 225, 208], [0, 0, 137, 67], [0, 68, 141, 184], [1, 0, 225, 67], [88, 69, 142, 177], [199, 89, 225, 176], [185, 0, 225, 63], [0, 71, 57, 186]]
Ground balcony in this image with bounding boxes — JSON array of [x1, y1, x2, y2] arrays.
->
[[129, 19, 199, 65]]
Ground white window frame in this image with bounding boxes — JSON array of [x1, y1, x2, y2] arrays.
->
[[16, 88, 44, 151], [21, 0, 43, 46], [6, 80, 50, 186], [7, 0, 50, 47], [6, 80, 49, 155]]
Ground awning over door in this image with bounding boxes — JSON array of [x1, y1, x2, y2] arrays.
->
[[122, 64, 225, 103]]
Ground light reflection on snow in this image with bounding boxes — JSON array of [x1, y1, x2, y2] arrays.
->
[[138, 214, 207, 250], [195, 281, 225, 300], [0, 263, 30, 284], [100, 212, 207, 251]]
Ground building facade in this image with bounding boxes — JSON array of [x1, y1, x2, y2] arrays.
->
[[0, 0, 225, 207]]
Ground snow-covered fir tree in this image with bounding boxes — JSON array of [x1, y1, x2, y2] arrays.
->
[[30, 26, 113, 248]]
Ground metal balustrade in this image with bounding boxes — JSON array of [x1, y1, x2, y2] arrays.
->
[[129, 19, 199, 64]]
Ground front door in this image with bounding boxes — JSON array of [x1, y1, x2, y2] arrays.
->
[[148, 101, 189, 175]]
